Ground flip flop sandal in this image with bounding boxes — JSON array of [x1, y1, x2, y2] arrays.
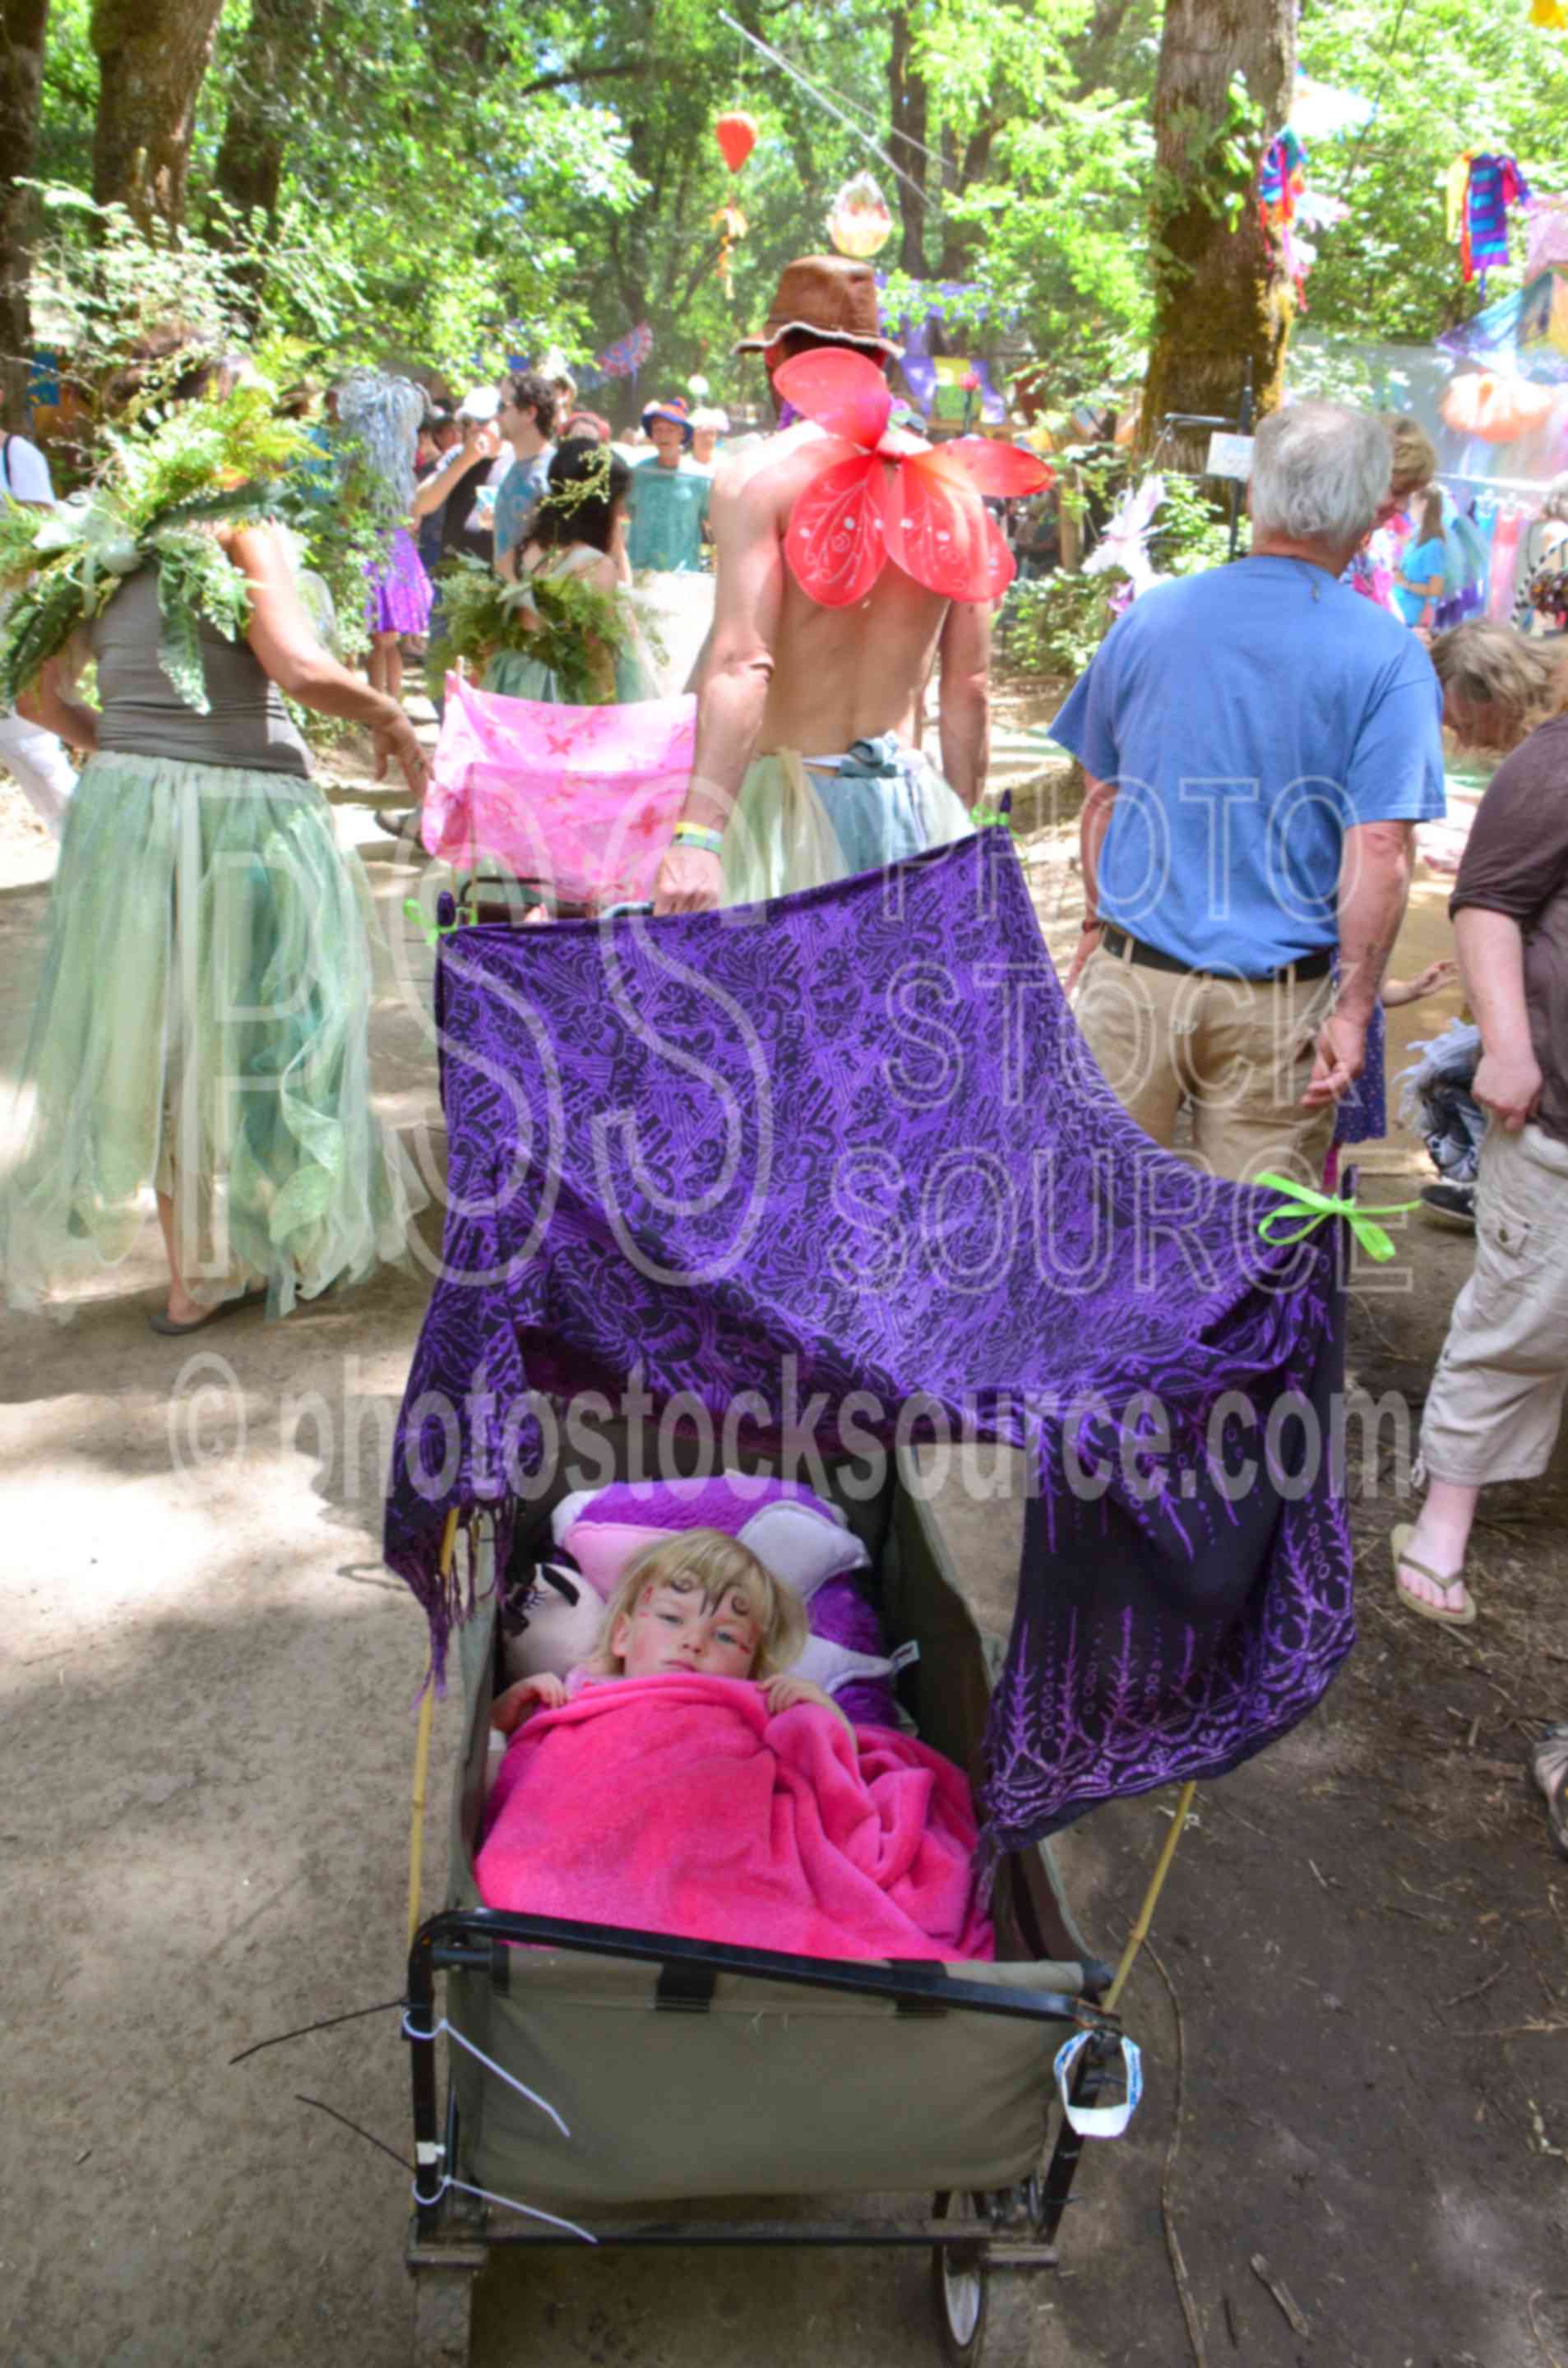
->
[[149, 1283, 269, 1338], [1528, 1723, 1568, 1861], [1391, 1520, 1478, 1627]]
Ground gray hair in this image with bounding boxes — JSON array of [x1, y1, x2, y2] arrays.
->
[[1249, 402, 1393, 549], [1540, 470, 1568, 525]]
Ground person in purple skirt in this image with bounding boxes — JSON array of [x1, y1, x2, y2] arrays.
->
[[338, 372, 434, 710], [365, 521, 432, 707]]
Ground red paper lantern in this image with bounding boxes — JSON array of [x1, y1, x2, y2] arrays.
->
[[715, 112, 757, 173]]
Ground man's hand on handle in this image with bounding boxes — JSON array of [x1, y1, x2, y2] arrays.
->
[[652, 841, 724, 915]]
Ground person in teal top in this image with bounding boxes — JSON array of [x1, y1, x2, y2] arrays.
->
[[1393, 490, 1448, 627], [626, 396, 711, 573]]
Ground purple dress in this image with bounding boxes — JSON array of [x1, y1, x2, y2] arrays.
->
[[365, 525, 432, 635], [1332, 997, 1386, 1147]]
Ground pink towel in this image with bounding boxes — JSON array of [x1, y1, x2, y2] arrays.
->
[[475, 1675, 994, 1963], [423, 672, 696, 909]]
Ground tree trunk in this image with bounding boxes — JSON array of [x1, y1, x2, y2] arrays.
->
[[939, 119, 997, 280], [1140, 0, 1295, 468], [212, 0, 322, 230], [90, 0, 227, 236], [887, 8, 928, 279], [0, 0, 49, 428]]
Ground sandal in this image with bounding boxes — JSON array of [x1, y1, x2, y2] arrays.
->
[[1529, 1722, 1568, 1860], [149, 1283, 268, 1338], [1390, 1521, 1478, 1627]]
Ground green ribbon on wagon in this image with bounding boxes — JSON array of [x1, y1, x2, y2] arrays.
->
[[1253, 1172, 1422, 1265]]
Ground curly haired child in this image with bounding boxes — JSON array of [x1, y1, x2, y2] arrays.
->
[[492, 1528, 848, 1734]]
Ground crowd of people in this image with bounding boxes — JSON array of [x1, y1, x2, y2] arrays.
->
[[0, 253, 1565, 1860]]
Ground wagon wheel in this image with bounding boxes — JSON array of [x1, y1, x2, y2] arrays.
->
[[411, 2265, 476, 2368], [930, 2192, 1039, 2368]]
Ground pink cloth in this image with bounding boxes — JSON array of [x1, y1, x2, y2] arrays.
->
[[475, 1674, 994, 1963], [423, 671, 696, 909]]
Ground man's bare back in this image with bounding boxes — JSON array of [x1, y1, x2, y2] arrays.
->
[[713, 422, 951, 753], [652, 413, 991, 912]]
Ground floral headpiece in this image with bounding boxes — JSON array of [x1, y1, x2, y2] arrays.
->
[[539, 441, 617, 519], [772, 349, 1052, 608]]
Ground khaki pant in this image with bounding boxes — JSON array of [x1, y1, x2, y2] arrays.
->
[[1419, 1122, 1568, 1487], [1075, 941, 1335, 1185]]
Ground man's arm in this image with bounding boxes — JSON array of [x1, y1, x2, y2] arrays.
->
[[650, 464, 783, 915], [1454, 907, 1541, 1131], [1302, 818, 1415, 1108], [936, 595, 989, 809], [1445, 740, 1568, 1131], [1062, 770, 1118, 992]]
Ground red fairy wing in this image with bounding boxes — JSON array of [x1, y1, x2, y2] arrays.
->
[[945, 435, 1053, 497], [773, 349, 892, 448], [882, 448, 997, 602], [786, 454, 886, 606]]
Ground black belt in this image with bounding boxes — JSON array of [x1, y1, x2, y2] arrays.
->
[[1099, 924, 1333, 987]]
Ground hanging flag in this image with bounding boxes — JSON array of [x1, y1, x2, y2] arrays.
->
[[1447, 152, 1533, 289]]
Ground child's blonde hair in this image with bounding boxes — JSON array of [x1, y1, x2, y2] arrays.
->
[[1382, 412, 1436, 505], [589, 1529, 807, 1678]]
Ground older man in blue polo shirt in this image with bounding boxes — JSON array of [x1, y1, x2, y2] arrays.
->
[[1051, 400, 1447, 1184]]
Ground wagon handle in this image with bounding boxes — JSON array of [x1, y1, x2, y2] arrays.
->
[[407, 1510, 460, 1951], [1104, 1778, 1197, 2014]]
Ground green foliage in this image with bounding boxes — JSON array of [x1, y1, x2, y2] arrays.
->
[[995, 570, 1114, 678], [0, 354, 379, 705], [21, 0, 1568, 481], [428, 552, 637, 706], [1297, 0, 1568, 345]]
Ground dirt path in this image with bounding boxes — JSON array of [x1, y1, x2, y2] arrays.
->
[[2, 729, 1566, 2368]]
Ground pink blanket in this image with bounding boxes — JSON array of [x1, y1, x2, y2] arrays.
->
[[475, 1676, 994, 1963], [423, 672, 696, 910]]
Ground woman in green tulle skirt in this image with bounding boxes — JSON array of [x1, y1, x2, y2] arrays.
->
[[5, 518, 429, 1332]]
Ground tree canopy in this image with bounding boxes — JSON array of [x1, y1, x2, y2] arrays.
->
[[5, 0, 1568, 430]]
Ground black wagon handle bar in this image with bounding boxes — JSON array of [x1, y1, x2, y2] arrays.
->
[[407, 1907, 1118, 2030]]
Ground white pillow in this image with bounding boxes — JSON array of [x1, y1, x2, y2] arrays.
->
[[737, 1501, 868, 1605], [794, 1635, 897, 1697]]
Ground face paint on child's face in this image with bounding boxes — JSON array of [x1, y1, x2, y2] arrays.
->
[[613, 1579, 761, 1678]]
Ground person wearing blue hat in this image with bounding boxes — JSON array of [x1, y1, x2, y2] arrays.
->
[[625, 396, 715, 693], [626, 397, 710, 576]]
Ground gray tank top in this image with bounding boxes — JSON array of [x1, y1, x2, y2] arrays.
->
[[91, 566, 311, 775]]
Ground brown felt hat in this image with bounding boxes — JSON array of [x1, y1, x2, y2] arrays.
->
[[733, 254, 902, 360]]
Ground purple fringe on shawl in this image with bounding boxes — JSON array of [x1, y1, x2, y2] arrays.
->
[[384, 830, 1355, 1848]]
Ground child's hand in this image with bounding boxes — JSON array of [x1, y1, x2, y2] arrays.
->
[[492, 1672, 567, 1734], [764, 1674, 851, 1729], [1384, 958, 1458, 1008]]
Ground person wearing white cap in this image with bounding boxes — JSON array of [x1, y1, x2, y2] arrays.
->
[[690, 407, 729, 469]]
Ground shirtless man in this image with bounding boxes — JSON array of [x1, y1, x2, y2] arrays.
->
[[652, 256, 989, 915]]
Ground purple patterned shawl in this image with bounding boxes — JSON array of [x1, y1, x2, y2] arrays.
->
[[385, 830, 1353, 1848]]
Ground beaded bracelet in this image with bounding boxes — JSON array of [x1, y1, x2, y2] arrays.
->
[[672, 821, 725, 856]]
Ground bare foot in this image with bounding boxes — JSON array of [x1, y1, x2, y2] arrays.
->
[[163, 1286, 211, 1328]]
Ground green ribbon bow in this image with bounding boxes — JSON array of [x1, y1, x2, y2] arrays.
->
[[1254, 1172, 1421, 1264], [403, 896, 462, 952]]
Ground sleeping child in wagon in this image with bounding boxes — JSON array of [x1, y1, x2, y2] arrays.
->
[[476, 1524, 995, 1963]]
